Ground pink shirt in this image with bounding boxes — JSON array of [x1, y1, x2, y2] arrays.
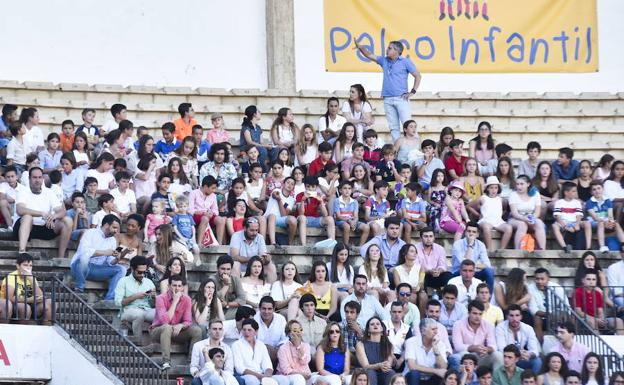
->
[[188, 189, 219, 216], [550, 341, 590, 373], [452, 318, 497, 353], [152, 291, 193, 328], [206, 129, 230, 145], [415, 242, 448, 272], [277, 341, 312, 376], [146, 214, 171, 238]]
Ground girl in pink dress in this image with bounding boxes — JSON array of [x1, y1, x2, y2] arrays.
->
[[440, 180, 470, 241], [144, 200, 171, 244]]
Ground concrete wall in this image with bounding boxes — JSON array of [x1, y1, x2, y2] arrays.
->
[[0, 0, 622, 92], [0, 0, 267, 89]]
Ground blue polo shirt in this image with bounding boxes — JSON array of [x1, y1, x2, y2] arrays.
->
[[154, 139, 181, 160], [552, 159, 579, 181], [375, 56, 417, 97]]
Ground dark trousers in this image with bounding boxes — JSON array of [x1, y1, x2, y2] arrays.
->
[[406, 371, 442, 385]]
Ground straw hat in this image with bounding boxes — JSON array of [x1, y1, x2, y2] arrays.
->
[[484, 176, 502, 188]]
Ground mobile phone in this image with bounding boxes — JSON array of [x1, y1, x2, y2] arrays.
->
[[116, 247, 124, 253]]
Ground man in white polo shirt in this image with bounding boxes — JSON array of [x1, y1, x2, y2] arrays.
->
[[14, 167, 72, 257]]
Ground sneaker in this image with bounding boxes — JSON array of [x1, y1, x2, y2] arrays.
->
[[161, 362, 171, 371], [600, 246, 610, 254]]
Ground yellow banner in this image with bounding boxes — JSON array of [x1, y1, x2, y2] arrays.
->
[[324, 0, 598, 73]]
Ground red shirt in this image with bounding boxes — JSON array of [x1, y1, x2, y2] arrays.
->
[[296, 192, 322, 217], [444, 155, 468, 180], [574, 287, 603, 317], [151, 291, 193, 328], [307, 157, 334, 177]]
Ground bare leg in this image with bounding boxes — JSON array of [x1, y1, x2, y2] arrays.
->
[[358, 223, 370, 246], [510, 220, 527, 249], [55, 217, 73, 258], [267, 214, 277, 244], [298, 215, 307, 245], [214, 217, 226, 245], [264, 262, 278, 283], [0, 199, 12, 226], [551, 223, 566, 248], [403, 223, 412, 244], [286, 216, 297, 245], [533, 219, 547, 250], [480, 222, 493, 250], [286, 297, 299, 321], [496, 223, 513, 250], [256, 215, 267, 238], [324, 217, 336, 240], [18, 215, 33, 252], [582, 221, 592, 249], [341, 222, 351, 245]]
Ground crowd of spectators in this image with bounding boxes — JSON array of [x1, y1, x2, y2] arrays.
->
[[0, 38, 623, 384]]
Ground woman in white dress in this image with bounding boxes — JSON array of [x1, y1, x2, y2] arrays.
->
[[240, 256, 271, 309], [341, 84, 374, 143]]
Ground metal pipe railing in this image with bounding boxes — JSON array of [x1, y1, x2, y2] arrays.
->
[[547, 286, 624, 378], [0, 271, 168, 385]]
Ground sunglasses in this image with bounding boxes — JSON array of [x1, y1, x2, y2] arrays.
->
[[329, 329, 341, 335], [399, 292, 411, 297]]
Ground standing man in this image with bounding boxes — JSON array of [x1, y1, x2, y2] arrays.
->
[[70, 214, 126, 300], [354, 40, 422, 142], [114, 256, 155, 341], [150, 274, 203, 370]]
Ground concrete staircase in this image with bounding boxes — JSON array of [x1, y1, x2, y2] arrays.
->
[[0, 80, 622, 159]]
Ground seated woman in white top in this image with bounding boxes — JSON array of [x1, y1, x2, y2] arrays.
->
[[270, 108, 299, 157], [392, 243, 425, 307], [318, 97, 347, 145], [359, 243, 395, 305], [295, 124, 318, 167], [507, 175, 547, 250], [326, 242, 354, 305], [270, 261, 303, 321], [241, 256, 271, 308], [342, 84, 374, 143]]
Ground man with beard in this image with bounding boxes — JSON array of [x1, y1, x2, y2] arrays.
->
[[114, 255, 155, 340], [360, 216, 406, 270], [229, 218, 277, 282], [495, 304, 542, 373], [70, 214, 126, 300], [415, 227, 452, 291]]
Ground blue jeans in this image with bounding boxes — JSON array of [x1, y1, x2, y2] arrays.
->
[[406, 371, 442, 385], [70, 258, 127, 300], [518, 357, 543, 374], [383, 96, 412, 142]]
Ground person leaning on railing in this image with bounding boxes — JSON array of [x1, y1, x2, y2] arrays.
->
[[0, 252, 52, 322]]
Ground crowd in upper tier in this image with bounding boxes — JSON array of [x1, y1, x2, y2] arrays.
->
[[0, 95, 623, 384]]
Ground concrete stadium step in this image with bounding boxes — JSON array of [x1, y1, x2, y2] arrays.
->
[[0, 81, 622, 160]]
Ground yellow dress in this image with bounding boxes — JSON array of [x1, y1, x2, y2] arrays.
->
[[464, 180, 483, 202]]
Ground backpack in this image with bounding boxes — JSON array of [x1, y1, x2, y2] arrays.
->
[[520, 233, 535, 252]]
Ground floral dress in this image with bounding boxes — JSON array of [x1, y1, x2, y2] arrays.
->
[[428, 189, 446, 232]]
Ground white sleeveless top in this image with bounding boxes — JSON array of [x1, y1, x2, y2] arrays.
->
[[478, 195, 505, 227]]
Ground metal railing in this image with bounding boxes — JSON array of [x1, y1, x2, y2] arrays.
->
[[1, 271, 168, 385], [557, 285, 624, 335], [547, 286, 624, 377], [50, 275, 168, 385]]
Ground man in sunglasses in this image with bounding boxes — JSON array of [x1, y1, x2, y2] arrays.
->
[[229, 217, 277, 282], [114, 255, 155, 342], [450, 222, 494, 293]]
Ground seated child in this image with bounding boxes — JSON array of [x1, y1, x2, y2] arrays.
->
[[172, 195, 200, 264], [375, 144, 401, 183], [364, 180, 395, 236], [552, 182, 591, 252], [0, 166, 25, 230], [91, 193, 120, 228], [296, 176, 335, 244], [144, 199, 171, 243], [65, 192, 90, 241], [400, 182, 427, 243], [586, 180, 624, 253], [333, 181, 369, 246], [83, 176, 100, 215]]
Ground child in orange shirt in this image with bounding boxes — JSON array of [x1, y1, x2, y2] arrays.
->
[[60, 120, 75, 153]]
